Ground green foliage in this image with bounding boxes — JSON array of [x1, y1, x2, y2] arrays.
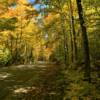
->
[[0, 46, 11, 65], [64, 68, 100, 100], [0, 17, 17, 31]]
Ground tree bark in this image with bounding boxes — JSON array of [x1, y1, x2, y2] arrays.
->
[[61, 15, 68, 65], [69, 0, 77, 63], [76, 0, 91, 82]]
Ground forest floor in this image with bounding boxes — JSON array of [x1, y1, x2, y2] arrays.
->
[[0, 62, 100, 100], [0, 62, 66, 100]]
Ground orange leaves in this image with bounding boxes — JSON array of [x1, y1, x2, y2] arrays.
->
[[0, 7, 16, 18], [8, 8, 16, 16], [0, 0, 36, 19], [44, 13, 59, 25]]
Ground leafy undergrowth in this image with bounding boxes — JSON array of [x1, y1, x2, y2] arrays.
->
[[64, 64, 100, 100]]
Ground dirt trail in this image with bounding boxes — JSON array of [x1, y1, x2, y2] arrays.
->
[[0, 63, 66, 100]]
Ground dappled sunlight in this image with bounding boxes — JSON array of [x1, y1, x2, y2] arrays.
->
[[10, 64, 48, 70], [37, 65, 46, 68], [0, 73, 12, 80], [12, 65, 36, 69], [14, 88, 28, 93], [14, 87, 36, 94]]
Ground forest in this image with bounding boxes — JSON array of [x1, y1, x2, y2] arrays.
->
[[0, 0, 100, 100]]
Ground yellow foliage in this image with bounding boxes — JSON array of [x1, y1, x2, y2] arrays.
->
[[17, 0, 28, 5], [44, 13, 60, 25], [85, 8, 96, 15]]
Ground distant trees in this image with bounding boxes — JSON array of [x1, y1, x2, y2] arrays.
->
[[42, 0, 99, 83]]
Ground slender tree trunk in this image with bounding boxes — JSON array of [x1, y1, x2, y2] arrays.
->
[[69, 24, 74, 63], [9, 34, 13, 61], [76, 0, 91, 82], [20, 17, 23, 43], [14, 32, 19, 64], [60, 15, 68, 65], [69, 0, 77, 63], [57, 0, 68, 65]]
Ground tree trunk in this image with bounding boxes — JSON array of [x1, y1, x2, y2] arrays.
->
[[76, 0, 91, 82], [69, 0, 77, 63], [60, 15, 68, 65], [69, 25, 74, 63]]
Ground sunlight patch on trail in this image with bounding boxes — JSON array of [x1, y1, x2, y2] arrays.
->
[[10, 64, 47, 69], [14, 87, 36, 94], [11, 65, 37, 69], [0, 73, 12, 80]]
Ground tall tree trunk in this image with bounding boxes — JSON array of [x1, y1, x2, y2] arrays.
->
[[20, 17, 23, 43], [69, 0, 77, 63], [69, 24, 74, 63], [9, 34, 13, 59], [57, 0, 68, 65], [15, 33, 18, 62], [61, 15, 68, 65], [76, 0, 91, 82]]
